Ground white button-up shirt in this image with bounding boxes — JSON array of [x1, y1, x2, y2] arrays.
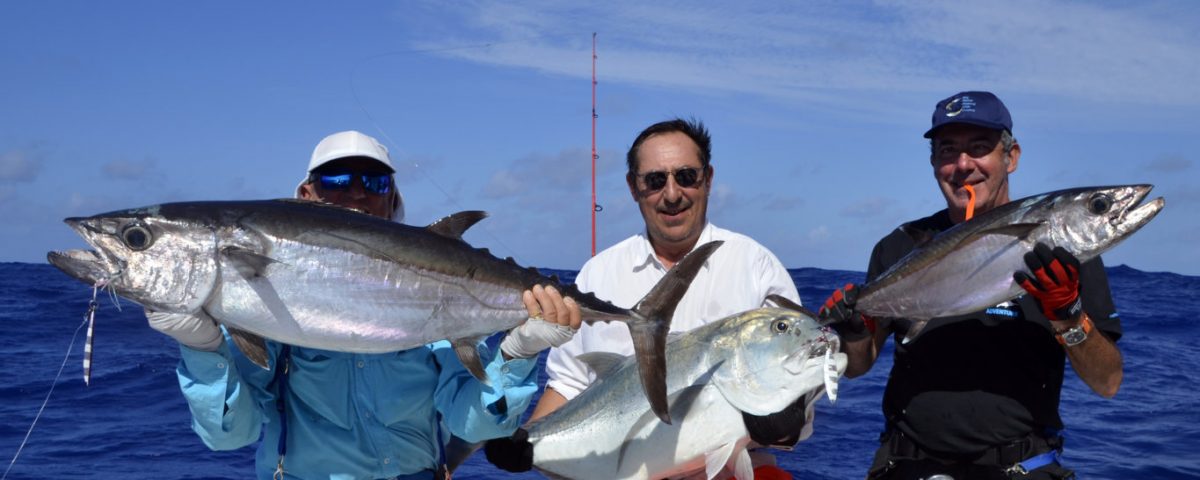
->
[[545, 223, 801, 399]]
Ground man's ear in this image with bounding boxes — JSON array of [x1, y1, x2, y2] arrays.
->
[[1005, 142, 1021, 174], [298, 182, 319, 200], [627, 173, 640, 201]]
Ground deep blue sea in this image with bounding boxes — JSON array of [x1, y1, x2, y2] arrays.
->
[[2, 263, 1198, 479]]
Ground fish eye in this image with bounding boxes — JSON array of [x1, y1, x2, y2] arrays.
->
[[1087, 193, 1114, 215], [121, 224, 154, 251], [772, 318, 790, 333]]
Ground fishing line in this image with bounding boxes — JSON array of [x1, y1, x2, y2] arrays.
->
[[2, 294, 94, 480], [348, 43, 524, 261]]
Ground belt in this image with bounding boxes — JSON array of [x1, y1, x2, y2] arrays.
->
[[883, 429, 1063, 472]]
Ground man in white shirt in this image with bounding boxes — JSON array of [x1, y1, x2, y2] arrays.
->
[[487, 118, 802, 477]]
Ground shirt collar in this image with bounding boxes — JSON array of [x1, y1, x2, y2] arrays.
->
[[632, 222, 715, 271]]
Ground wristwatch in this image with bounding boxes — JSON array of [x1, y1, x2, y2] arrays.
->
[[1054, 316, 1093, 347]]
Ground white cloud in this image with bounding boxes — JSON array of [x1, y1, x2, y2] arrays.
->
[[411, 1, 1200, 110], [1144, 155, 1192, 173], [808, 225, 831, 242], [101, 158, 161, 181], [0, 150, 42, 182]]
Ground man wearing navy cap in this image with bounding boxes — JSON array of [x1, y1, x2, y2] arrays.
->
[[819, 92, 1124, 479]]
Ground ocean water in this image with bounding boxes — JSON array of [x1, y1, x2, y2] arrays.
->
[[1, 263, 1197, 479]]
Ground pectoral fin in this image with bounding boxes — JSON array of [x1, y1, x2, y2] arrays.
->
[[220, 246, 277, 278], [227, 327, 271, 369], [452, 336, 490, 383], [957, 222, 1042, 250], [704, 441, 752, 480]]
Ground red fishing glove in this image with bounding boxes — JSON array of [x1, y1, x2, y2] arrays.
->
[[817, 284, 875, 342], [1013, 243, 1083, 321]]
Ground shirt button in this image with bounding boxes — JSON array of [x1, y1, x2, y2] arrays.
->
[[357, 361, 365, 368], [216, 362, 225, 369], [383, 458, 390, 464], [501, 365, 509, 374]]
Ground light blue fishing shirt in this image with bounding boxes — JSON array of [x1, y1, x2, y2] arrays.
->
[[175, 330, 537, 480]]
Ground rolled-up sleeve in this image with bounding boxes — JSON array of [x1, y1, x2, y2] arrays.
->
[[176, 336, 271, 450], [431, 340, 537, 442]]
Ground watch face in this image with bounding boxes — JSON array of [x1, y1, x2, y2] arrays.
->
[[1062, 327, 1087, 346]]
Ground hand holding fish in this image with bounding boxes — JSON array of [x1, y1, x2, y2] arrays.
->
[[484, 427, 534, 472], [818, 284, 874, 342], [501, 285, 582, 359], [1014, 243, 1083, 321], [145, 309, 223, 351]]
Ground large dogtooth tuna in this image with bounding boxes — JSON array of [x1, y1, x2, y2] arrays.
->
[[47, 199, 723, 423], [854, 184, 1163, 340]]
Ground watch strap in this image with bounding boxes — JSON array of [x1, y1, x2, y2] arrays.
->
[[1055, 316, 1093, 347]]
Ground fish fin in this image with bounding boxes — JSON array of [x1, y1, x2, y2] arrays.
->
[[730, 446, 754, 480], [952, 223, 1042, 252], [577, 352, 625, 379], [765, 294, 819, 318], [899, 222, 937, 249], [227, 327, 271, 369], [452, 337, 489, 383], [426, 211, 488, 240], [970, 222, 1042, 242], [900, 319, 930, 344], [628, 240, 724, 424], [221, 246, 277, 278], [704, 441, 739, 480]]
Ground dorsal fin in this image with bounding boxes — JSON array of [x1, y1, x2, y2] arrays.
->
[[899, 222, 936, 249], [765, 294, 819, 318], [426, 211, 488, 240], [578, 352, 626, 379]]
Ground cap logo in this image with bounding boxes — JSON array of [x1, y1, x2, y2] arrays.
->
[[944, 95, 976, 118]]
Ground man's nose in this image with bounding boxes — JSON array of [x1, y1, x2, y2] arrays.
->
[[660, 177, 684, 202], [347, 178, 369, 199]]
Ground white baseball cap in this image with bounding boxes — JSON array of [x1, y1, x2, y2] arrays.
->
[[307, 130, 396, 173], [295, 130, 405, 222]]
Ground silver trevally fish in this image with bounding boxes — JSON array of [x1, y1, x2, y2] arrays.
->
[[527, 307, 847, 480], [47, 199, 723, 423], [855, 184, 1164, 339]]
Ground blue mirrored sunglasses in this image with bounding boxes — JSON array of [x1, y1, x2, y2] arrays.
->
[[311, 171, 393, 195]]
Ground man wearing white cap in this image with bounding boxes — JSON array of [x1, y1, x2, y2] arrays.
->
[[146, 130, 580, 480], [295, 130, 406, 221]]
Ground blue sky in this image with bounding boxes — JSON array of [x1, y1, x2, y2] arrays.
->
[[3, 1, 1198, 275]]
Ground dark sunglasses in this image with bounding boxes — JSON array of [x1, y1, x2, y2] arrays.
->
[[635, 166, 705, 192], [310, 170, 393, 195]]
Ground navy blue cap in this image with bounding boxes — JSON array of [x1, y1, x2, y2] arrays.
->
[[923, 91, 1012, 138]]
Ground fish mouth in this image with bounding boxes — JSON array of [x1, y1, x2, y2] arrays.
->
[[784, 329, 842, 376], [48, 217, 122, 286], [47, 249, 112, 285], [1113, 185, 1165, 231]]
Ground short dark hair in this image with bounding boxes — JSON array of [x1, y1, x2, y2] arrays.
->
[[625, 118, 712, 176]]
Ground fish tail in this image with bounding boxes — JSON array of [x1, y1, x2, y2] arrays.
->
[[626, 240, 723, 424]]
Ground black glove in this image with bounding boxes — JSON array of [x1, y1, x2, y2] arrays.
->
[[742, 396, 808, 448], [1014, 243, 1083, 321], [817, 283, 872, 342], [484, 428, 533, 472]]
